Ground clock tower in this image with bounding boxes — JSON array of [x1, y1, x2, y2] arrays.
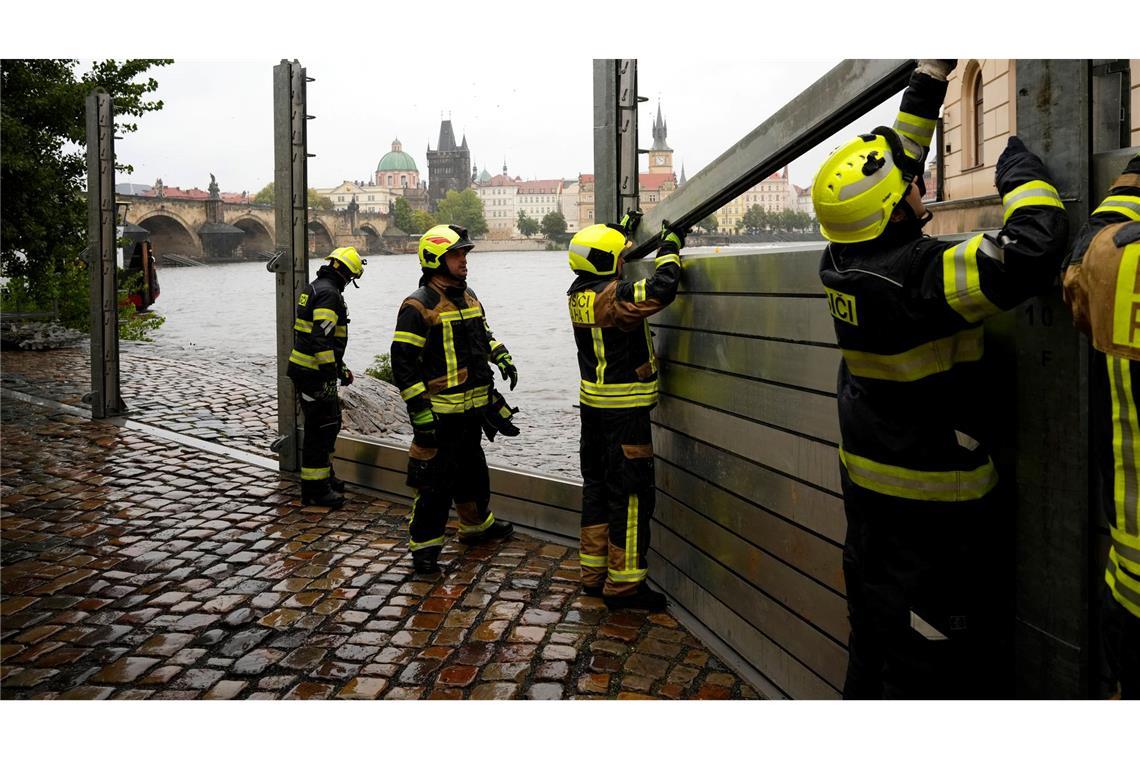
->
[[648, 102, 673, 175]]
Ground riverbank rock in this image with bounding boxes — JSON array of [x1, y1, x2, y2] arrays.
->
[[0, 320, 87, 351], [340, 375, 412, 438]]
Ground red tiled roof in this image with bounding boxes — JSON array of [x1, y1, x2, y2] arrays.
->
[[639, 173, 676, 191], [517, 179, 563, 193]]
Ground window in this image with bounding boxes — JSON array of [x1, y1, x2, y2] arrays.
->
[[972, 70, 984, 167]]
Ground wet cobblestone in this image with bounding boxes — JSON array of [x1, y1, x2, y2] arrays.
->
[[2, 375, 754, 699]]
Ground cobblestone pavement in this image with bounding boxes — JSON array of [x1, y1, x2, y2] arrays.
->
[[0, 343, 579, 478], [0, 395, 755, 700]]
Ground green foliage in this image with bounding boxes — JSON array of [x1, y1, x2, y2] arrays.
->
[[516, 211, 540, 238], [1, 59, 171, 328], [411, 209, 439, 234], [253, 182, 274, 204], [696, 213, 718, 233], [739, 205, 814, 234], [365, 353, 395, 384], [115, 271, 165, 341], [392, 197, 420, 234], [252, 182, 332, 210], [540, 211, 568, 241], [741, 204, 768, 233], [435, 189, 488, 236]]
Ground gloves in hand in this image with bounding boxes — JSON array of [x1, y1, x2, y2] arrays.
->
[[496, 353, 518, 391], [317, 378, 339, 399], [995, 135, 1051, 188], [339, 367, 354, 387], [915, 59, 957, 81], [660, 222, 687, 252], [618, 209, 643, 235]]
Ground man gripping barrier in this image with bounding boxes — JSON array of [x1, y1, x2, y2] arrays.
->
[[814, 58, 1070, 697], [391, 224, 516, 578], [568, 210, 683, 611], [1061, 151, 1140, 699], [287, 246, 366, 508]]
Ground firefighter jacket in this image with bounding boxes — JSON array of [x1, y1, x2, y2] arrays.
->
[[820, 73, 1070, 504], [1062, 153, 1140, 617], [391, 276, 509, 423], [568, 246, 681, 410], [287, 266, 349, 386]]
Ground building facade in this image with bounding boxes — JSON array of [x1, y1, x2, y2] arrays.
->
[[426, 119, 471, 210], [717, 167, 796, 232], [473, 163, 520, 239], [374, 138, 421, 191]]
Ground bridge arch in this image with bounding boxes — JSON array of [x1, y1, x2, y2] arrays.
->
[[359, 223, 383, 255], [232, 215, 275, 258], [136, 211, 203, 260], [307, 219, 335, 258]]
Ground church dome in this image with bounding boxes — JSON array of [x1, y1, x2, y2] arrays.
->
[[377, 138, 418, 172]]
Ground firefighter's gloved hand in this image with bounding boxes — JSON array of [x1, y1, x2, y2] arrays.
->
[[915, 59, 957, 81], [317, 378, 339, 399], [660, 222, 686, 253], [618, 209, 643, 235], [995, 135, 1052, 188], [339, 367, 354, 387], [496, 353, 518, 391]]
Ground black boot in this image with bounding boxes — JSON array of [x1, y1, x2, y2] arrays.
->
[[329, 472, 346, 493], [301, 479, 346, 508], [581, 584, 604, 598], [412, 546, 442, 579], [458, 518, 514, 546], [604, 584, 667, 612]]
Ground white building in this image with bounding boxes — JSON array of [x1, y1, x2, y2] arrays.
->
[[516, 179, 563, 225], [473, 163, 520, 239], [560, 180, 580, 233]]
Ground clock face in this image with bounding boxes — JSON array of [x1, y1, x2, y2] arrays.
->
[[655, 155, 666, 165]]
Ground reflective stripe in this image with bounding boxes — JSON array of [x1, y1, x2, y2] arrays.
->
[[489, 339, 504, 353], [393, 330, 426, 348], [837, 149, 896, 201], [579, 553, 607, 568], [579, 388, 658, 409], [411, 408, 434, 425], [458, 512, 495, 534], [293, 318, 313, 333], [579, 379, 658, 396], [842, 326, 984, 382], [401, 382, 427, 401], [313, 308, 339, 324], [943, 236, 1003, 323], [1106, 550, 1140, 617], [909, 610, 948, 641], [334, 326, 347, 338], [839, 447, 999, 502], [301, 466, 330, 481], [1112, 243, 1140, 349], [655, 253, 681, 268], [893, 112, 937, 147], [409, 536, 445, 551], [1094, 195, 1140, 222], [437, 306, 484, 322], [633, 279, 647, 303], [442, 323, 459, 388], [591, 327, 607, 384], [625, 493, 639, 572], [644, 321, 657, 375], [314, 350, 336, 365], [1108, 357, 1140, 535], [1001, 179, 1064, 223], [824, 207, 886, 233], [608, 567, 648, 583], [1111, 526, 1140, 575], [431, 385, 490, 413], [289, 349, 319, 369]]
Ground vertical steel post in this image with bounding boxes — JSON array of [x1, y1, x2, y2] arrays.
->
[[997, 59, 1092, 697], [86, 89, 125, 419], [592, 60, 619, 225], [616, 59, 640, 219], [272, 60, 310, 472]]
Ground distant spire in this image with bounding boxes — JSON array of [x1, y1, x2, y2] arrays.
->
[[651, 99, 671, 151], [679, 164, 687, 184]]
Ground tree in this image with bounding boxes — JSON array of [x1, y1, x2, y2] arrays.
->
[[252, 182, 332, 211], [540, 210, 568, 242], [2, 59, 171, 329], [392, 197, 419, 234], [516, 211, 540, 238], [741, 204, 768, 234], [435, 189, 488, 236], [696, 213, 718, 233], [411, 210, 438, 234]]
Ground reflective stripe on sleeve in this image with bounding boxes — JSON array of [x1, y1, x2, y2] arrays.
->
[[315, 350, 336, 365], [655, 253, 681, 268], [411, 408, 434, 426], [313, 308, 339, 325], [401, 382, 427, 401], [393, 330, 426, 348], [1001, 179, 1064, 223], [842, 326, 984, 382], [633, 279, 647, 303], [1112, 527, 1140, 575], [293, 318, 313, 333], [1093, 195, 1140, 222], [839, 447, 999, 502], [334, 326, 347, 338], [943, 236, 1003, 323], [893, 111, 937, 148], [289, 349, 319, 369], [1106, 549, 1140, 617]]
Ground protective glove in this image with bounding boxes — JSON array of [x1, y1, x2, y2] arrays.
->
[[339, 367, 354, 387], [410, 407, 438, 448], [995, 135, 1051, 189], [317, 378, 339, 400], [618, 209, 643, 235], [496, 352, 518, 391], [659, 222, 687, 253], [915, 59, 957, 81]]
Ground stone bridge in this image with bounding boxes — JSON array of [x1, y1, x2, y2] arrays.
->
[[117, 194, 395, 263]]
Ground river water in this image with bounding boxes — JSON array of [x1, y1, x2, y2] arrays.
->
[[151, 250, 585, 471]]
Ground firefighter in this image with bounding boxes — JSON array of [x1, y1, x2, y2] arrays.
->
[[391, 224, 516, 578], [287, 246, 366, 508], [568, 213, 684, 611], [1061, 152, 1140, 699], [814, 59, 1070, 697]]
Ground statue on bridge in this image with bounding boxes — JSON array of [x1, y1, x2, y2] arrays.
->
[[208, 173, 220, 200]]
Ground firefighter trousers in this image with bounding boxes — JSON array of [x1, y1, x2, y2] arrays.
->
[[296, 380, 341, 486], [408, 412, 495, 554], [579, 406, 655, 597], [840, 473, 1011, 699]]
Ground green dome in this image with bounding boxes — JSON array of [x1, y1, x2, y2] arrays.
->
[[377, 149, 418, 173]]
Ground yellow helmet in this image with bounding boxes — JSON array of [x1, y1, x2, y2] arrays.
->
[[812, 127, 917, 244], [568, 223, 629, 276], [325, 246, 365, 277], [418, 224, 474, 269]]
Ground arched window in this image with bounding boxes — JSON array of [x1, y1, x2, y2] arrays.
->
[[972, 70, 985, 167]]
